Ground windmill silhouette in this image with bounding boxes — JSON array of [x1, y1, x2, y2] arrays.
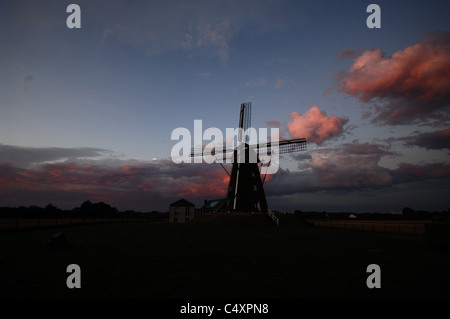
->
[[190, 102, 306, 213]]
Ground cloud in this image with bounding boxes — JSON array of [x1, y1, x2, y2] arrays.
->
[[339, 33, 450, 125], [0, 144, 114, 168], [266, 142, 450, 199], [400, 129, 450, 150], [322, 87, 333, 96], [419, 30, 450, 46], [275, 79, 285, 89], [286, 106, 348, 145], [99, 28, 113, 46], [0, 153, 229, 211], [194, 19, 234, 62], [92, 0, 297, 63], [340, 142, 398, 157], [244, 77, 266, 87], [391, 162, 450, 184], [267, 147, 393, 196], [265, 120, 281, 128], [1, 142, 449, 212], [334, 48, 363, 60]]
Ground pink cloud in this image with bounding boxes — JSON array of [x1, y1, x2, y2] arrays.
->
[[341, 44, 450, 102], [339, 37, 450, 124], [286, 106, 348, 145], [323, 87, 333, 96], [0, 159, 231, 210], [265, 120, 281, 128], [275, 79, 285, 89]]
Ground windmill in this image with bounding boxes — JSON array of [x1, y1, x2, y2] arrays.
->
[[190, 102, 307, 213]]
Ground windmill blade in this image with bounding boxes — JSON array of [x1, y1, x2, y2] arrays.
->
[[243, 102, 251, 143], [238, 102, 252, 143], [278, 138, 307, 154], [252, 138, 307, 155], [189, 145, 234, 161]]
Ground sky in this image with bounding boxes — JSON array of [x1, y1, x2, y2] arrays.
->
[[1, 0, 449, 213]]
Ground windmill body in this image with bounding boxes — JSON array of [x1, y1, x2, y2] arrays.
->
[[226, 144, 268, 212]]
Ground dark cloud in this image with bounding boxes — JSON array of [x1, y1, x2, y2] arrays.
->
[[0, 156, 229, 211], [1, 142, 449, 212], [419, 30, 450, 46], [268, 177, 450, 213], [340, 142, 398, 156], [312, 141, 398, 158], [334, 48, 363, 60], [400, 129, 450, 150], [391, 162, 450, 184], [267, 153, 392, 196], [0, 144, 114, 168], [265, 142, 450, 200], [291, 152, 312, 162]]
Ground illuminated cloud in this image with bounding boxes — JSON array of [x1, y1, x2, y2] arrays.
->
[[0, 154, 229, 210], [286, 106, 348, 145], [339, 33, 450, 125], [1, 142, 449, 212]]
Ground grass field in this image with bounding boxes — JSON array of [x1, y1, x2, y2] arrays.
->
[[0, 217, 149, 231], [1, 213, 449, 300], [308, 219, 430, 235]]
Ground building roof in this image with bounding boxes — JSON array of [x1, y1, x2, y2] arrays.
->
[[202, 198, 227, 211], [169, 198, 195, 207]]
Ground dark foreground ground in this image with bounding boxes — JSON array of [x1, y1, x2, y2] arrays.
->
[[0, 213, 449, 301]]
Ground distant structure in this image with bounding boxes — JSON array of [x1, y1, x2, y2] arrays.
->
[[169, 198, 195, 223], [190, 102, 307, 213], [200, 199, 228, 213]]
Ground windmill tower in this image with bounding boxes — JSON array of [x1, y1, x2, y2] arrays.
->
[[191, 102, 307, 213]]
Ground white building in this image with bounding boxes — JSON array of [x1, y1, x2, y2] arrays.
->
[[169, 199, 195, 223]]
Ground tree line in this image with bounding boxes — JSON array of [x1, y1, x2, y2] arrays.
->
[[0, 201, 168, 220]]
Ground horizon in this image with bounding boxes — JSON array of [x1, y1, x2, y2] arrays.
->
[[1, 0, 450, 213], [1, 199, 448, 216]]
